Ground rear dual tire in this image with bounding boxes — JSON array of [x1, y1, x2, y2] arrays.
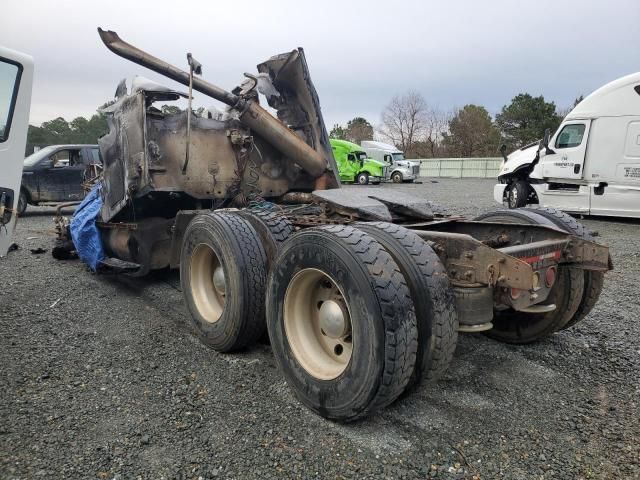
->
[[474, 209, 584, 344], [266, 225, 419, 421], [522, 206, 606, 329], [182, 213, 455, 419], [355, 222, 458, 388], [180, 212, 268, 352]]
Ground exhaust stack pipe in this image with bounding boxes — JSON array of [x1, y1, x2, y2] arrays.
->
[[97, 28, 328, 178]]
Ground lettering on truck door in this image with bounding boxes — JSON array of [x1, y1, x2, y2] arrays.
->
[[541, 121, 591, 180]]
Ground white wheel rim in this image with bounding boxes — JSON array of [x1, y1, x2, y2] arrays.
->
[[190, 243, 226, 323], [284, 268, 353, 380], [510, 187, 518, 206]]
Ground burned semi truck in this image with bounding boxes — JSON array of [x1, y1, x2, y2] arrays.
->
[[62, 29, 611, 421]]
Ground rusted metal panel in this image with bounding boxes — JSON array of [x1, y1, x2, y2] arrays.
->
[[413, 230, 535, 290], [97, 29, 337, 193]]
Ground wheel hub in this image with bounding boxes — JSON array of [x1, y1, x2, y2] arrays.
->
[[213, 265, 226, 295], [318, 300, 349, 338], [190, 243, 226, 323], [283, 268, 353, 380]]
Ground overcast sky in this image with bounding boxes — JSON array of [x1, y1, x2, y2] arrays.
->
[[2, 0, 638, 129]]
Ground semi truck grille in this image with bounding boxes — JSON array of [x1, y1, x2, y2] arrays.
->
[[412, 165, 420, 175]]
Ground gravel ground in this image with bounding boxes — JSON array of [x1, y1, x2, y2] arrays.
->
[[1, 178, 638, 479]]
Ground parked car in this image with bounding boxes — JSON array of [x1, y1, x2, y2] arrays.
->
[[18, 144, 101, 214]]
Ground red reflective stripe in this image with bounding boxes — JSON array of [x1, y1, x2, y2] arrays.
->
[[520, 250, 561, 264]]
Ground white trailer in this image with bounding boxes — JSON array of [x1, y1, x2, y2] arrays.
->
[[360, 140, 421, 183], [0, 46, 34, 256], [494, 72, 640, 218]]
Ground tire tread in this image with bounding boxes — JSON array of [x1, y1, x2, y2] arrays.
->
[[316, 225, 418, 415], [355, 222, 457, 385]]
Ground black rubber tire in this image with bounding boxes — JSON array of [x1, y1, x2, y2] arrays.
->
[[17, 190, 27, 215], [180, 212, 268, 352], [506, 180, 530, 209], [523, 206, 606, 329], [238, 207, 295, 345], [266, 225, 418, 421], [391, 172, 403, 183], [474, 209, 584, 343], [355, 222, 458, 388], [356, 172, 369, 185], [238, 208, 294, 266]]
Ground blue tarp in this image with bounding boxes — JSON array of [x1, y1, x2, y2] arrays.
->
[[70, 184, 105, 271]]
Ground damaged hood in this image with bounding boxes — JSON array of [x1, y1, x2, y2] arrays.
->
[[498, 143, 538, 176]]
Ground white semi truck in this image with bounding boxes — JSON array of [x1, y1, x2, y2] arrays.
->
[[0, 46, 34, 256], [495, 72, 640, 218], [360, 140, 421, 182]]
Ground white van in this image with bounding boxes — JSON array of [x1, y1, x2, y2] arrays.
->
[[494, 72, 640, 218], [0, 47, 34, 256], [360, 140, 421, 183]]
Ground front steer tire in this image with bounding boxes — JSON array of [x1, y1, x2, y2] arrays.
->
[[356, 172, 370, 185], [266, 225, 418, 421], [355, 222, 458, 388], [180, 212, 268, 352], [474, 209, 584, 344], [506, 180, 530, 209]]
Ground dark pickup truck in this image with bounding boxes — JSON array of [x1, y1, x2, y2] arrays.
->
[[18, 144, 101, 214]]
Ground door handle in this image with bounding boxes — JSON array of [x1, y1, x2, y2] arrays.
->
[[574, 164, 581, 174]]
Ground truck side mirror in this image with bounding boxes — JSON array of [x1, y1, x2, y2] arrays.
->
[[542, 129, 550, 147], [41, 158, 54, 169], [542, 128, 555, 155], [499, 144, 508, 161]]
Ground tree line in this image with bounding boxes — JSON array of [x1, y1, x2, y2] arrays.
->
[[26, 92, 579, 160], [24, 101, 116, 155], [330, 92, 583, 158], [25, 104, 202, 155]]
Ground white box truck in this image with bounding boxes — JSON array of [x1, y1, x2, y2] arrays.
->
[[494, 72, 640, 218], [360, 140, 421, 183], [0, 46, 34, 256]]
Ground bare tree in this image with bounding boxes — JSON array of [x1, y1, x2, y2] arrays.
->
[[378, 91, 429, 154], [423, 108, 451, 158]]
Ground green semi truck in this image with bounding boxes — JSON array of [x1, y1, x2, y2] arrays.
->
[[330, 138, 387, 185]]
